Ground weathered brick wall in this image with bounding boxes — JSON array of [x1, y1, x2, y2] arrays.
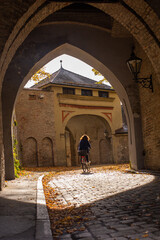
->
[[92, 2, 160, 82], [15, 86, 129, 167], [0, 0, 35, 54], [136, 43, 160, 170], [15, 89, 55, 167]]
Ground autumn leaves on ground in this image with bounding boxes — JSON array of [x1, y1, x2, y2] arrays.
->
[[20, 164, 129, 238]]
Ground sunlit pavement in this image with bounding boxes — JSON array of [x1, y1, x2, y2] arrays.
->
[[49, 169, 160, 240]]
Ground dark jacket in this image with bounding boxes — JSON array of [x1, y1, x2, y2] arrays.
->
[[79, 139, 91, 153]]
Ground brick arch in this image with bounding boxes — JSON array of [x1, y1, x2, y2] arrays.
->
[[65, 114, 112, 142], [119, 0, 160, 42], [0, 2, 70, 86], [90, 2, 160, 78], [65, 114, 113, 165], [0, 0, 160, 91], [1, 1, 159, 179], [64, 111, 113, 134], [16, 41, 143, 172], [2, 27, 143, 178]]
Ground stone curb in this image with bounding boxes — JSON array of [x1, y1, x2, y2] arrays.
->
[[125, 169, 160, 176], [36, 175, 53, 240]]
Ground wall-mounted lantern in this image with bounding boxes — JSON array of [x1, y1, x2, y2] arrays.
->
[[126, 47, 153, 92]]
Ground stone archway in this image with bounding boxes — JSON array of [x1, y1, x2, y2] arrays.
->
[[0, 1, 159, 83], [2, 25, 143, 178], [65, 114, 113, 165], [1, 1, 160, 180]]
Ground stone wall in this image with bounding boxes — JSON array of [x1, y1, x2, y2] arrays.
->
[[53, 84, 129, 166], [113, 134, 129, 164], [15, 86, 129, 167], [15, 89, 55, 167]]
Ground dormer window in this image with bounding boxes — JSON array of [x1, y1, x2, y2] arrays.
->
[[63, 87, 75, 95], [81, 89, 92, 96]]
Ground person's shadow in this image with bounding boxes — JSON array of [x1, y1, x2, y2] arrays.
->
[[81, 172, 93, 175]]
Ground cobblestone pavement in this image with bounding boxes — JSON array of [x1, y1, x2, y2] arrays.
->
[[49, 169, 160, 240]]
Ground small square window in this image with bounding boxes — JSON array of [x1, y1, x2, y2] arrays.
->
[[63, 87, 75, 95], [98, 91, 109, 98], [81, 89, 92, 96], [29, 94, 36, 100]]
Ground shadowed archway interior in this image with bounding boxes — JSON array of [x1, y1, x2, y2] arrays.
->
[[65, 114, 113, 166], [2, 1, 159, 180]]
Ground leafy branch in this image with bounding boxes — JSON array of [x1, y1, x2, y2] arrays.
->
[[31, 67, 50, 83], [92, 68, 109, 84], [92, 68, 114, 89]]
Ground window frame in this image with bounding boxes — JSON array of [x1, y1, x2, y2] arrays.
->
[[98, 91, 109, 98], [81, 89, 92, 96], [63, 87, 75, 95], [29, 94, 36, 100]]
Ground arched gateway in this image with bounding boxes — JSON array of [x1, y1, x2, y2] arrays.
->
[[65, 114, 114, 166], [15, 64, 128, 167], [0, 1, 160, 187]]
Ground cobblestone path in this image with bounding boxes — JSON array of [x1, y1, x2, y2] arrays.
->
[[49, 169, 160, 240]]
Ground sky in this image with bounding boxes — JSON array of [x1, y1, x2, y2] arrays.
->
[[25, 54, 110, 88]]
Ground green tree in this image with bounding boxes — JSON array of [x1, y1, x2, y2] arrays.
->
[[13, 136, 21, 178]]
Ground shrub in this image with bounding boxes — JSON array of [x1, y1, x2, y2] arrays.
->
[[13, 137, 21, 178]]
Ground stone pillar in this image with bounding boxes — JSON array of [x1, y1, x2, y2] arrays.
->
[[54, 133, 66, 166], [129, 115, 145, 170], [3, 122, 15, 180], [65, 131, 72, 167], [2, 75, 16, 180], [0, 144, 5, 190], [134, 116, 144, 169], [0, 99, 5, 189]]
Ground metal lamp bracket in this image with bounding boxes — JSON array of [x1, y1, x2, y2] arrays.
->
[[135, 74, 153, 92]]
